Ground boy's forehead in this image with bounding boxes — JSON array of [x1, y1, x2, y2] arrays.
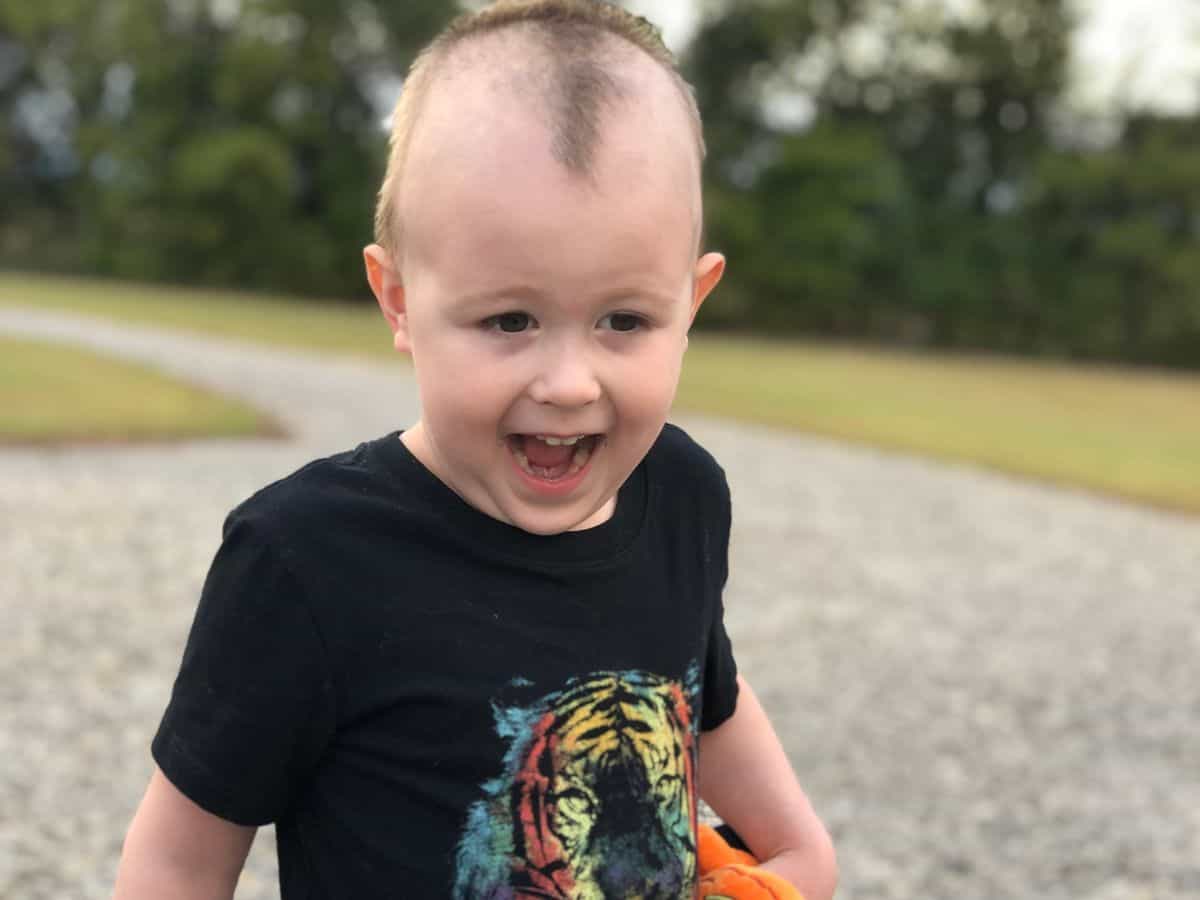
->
[[404, 134, 699, 287], [398, 50, 700, 289]]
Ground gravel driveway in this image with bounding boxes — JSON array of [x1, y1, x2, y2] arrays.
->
[[2, 306, 1198, 900]]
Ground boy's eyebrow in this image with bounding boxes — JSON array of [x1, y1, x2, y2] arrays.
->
[[454, 285, 547, 307], [456, 284, 681, 307]]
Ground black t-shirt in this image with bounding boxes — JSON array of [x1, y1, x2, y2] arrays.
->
[[153, 423, 739, 898]]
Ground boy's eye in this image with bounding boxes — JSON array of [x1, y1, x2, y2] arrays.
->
[[486, 312, 532, 333], [599, 313, 643, 333]]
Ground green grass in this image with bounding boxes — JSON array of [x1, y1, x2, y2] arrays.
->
[[0, 271, 396, 359], [676, 337, 1200, 515], [0, 334, 277, 443], [3, 271, 1199, 514]]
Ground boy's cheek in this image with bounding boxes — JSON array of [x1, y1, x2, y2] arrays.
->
[[420, 377, 503, 427]]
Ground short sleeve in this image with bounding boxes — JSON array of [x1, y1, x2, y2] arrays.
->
[[152, 513, 336, 826], [701, 467, 739, 731]]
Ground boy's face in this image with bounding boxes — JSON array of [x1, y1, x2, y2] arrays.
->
[[366, 60, 723, 536]]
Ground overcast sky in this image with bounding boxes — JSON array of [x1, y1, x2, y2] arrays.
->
[[625, 0, 1200, 114]]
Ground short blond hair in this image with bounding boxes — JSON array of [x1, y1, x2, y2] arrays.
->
[[372, 0, 705, 257]]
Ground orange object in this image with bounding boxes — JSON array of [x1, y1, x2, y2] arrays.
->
[[697, 823, 759, 870], [696, 825, 805, 900]]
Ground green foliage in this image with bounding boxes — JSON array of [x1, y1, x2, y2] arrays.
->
[[705, 123, 904, 333], [685, 0, 1199, 367], [2, 0, 1198, 367], [1, 0, 459, 296], [1028, 119, 1200, 363]]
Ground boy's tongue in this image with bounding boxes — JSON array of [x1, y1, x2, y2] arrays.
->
[[522, 436, 575, 469]]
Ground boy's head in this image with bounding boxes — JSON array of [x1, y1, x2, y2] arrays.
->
[[364, 0, 725, 536], [372, 0, 707, 260]]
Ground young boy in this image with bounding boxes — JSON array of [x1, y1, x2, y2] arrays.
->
[[114, 2, 837, 898]]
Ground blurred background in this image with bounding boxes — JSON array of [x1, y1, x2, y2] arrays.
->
[[3, 0, 1199, 367]]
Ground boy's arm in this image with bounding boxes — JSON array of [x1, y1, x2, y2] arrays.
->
[[113, 767, 256, 900], [698, 675, 838, 900]]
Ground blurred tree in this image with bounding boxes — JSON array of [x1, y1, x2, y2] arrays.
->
[[686, 0, 1075, 345], [0, 0, 95, 266], [1029, 116, 1200, 363], [703, 121, 904, 334], [1, 0, 456, 296], [2, 0, 1198, 367]]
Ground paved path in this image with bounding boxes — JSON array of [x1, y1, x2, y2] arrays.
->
[[2, 306, 1198, 900]]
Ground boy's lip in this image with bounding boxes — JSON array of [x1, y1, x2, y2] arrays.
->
[[506, 430, 606, 440]]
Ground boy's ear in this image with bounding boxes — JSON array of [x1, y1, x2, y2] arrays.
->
[[363, 244, 412, 353], [689, 251, 725, 329]]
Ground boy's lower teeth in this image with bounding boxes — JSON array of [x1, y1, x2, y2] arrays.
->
[[513, 437, 594, 479]]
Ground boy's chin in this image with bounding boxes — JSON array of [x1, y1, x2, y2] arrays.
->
[[503, 497, 616, 536]]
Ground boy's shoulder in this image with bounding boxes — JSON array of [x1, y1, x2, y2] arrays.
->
[[649, 424, 731, 525], [225, 434, 395, 536], [651, 422, 728, 490]]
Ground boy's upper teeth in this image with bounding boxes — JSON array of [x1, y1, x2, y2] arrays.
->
[[536, 434, 583, 446]]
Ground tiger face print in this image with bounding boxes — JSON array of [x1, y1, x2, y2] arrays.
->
[[453, 669, 701, 899]]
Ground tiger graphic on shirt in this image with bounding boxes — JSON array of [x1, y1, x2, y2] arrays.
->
[[452, 666, 702, 899]]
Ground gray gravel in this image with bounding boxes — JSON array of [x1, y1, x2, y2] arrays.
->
[[2, 306, 1198, 900]]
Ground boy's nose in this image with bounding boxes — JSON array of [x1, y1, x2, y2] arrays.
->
[[528, 346, 601, 408]]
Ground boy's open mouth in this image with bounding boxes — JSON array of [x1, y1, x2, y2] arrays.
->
[[507, 434, 601, 481]]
